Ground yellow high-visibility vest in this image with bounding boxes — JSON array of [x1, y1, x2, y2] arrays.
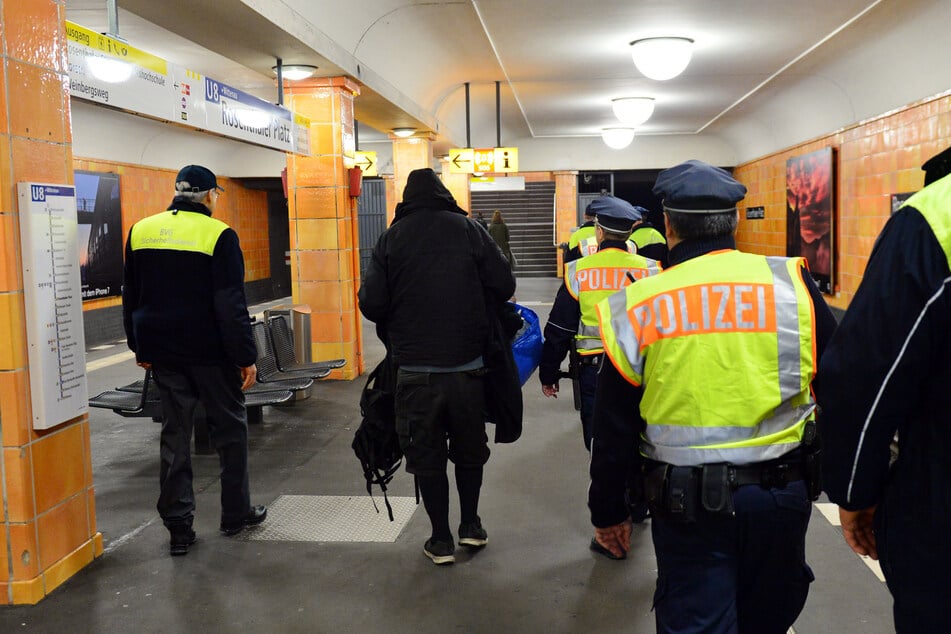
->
[[130, 210, 229, 255], [905, 174, 951, 265], [565, 248, 662, 355], [568, 225, 596, 250], [631, 225, 666, 249], [597, 249, 816, 466]]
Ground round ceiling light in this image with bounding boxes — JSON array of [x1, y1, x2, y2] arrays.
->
[[272, 64, 319, 81], [391, 128, 417, 138], [601, 128, 636, 150], [611, 97, 655, 126], [629, 37, 694, 81]]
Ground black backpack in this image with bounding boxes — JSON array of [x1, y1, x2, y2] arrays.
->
[[352, 356, 404, 520]]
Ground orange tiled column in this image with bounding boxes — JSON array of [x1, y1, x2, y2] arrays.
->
[[439, 159, 471, 214], [553, 170, 579, 277], [284, 77, 364, 380], [382, 175, 396, 225], [0, 1, 103, 604], [391, 131, 435, 208]]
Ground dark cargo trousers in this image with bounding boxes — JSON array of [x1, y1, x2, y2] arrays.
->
[[151, 364, 251, 530]]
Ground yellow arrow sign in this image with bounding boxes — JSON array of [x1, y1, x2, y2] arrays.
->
[[354, 151, 378, 177], [448, 148, 474, 174]]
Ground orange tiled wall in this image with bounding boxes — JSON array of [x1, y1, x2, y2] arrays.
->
[[734, 91, 951, 311], [73, 159, 271, 313]]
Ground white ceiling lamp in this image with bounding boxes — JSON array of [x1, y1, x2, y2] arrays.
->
[[86, 56, 133, 83], [601, 127, 636, 150], [611, 97, 655, 126], [272, 64, 318, 81], [629, 37, 694, 81], [391, 127, 416, 138]]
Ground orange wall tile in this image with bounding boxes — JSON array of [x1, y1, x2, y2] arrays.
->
[[3, 446, 35, 521], [7, 521, 39, 581], [734, 92, 950, 311], [0, 369, 33, 447], [30, 424, 85, 514], [6, 61, 66, 144], [36, 493, 89, 569]]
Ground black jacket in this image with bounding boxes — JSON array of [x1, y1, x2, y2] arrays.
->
[[588, 236, 837, 527], [122, 198, 256, 367], [818, 197, 951, 517], [358, 171, 515, 367]]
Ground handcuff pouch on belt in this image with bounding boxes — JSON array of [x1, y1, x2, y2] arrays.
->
[[801, 419, 822, 501]]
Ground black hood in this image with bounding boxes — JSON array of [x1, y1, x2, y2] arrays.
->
[[393, 168, 466, 223]]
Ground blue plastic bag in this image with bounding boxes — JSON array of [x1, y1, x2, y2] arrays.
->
[[511, 303, 543, 386]]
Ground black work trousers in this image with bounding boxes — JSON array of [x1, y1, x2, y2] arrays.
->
[[152, 364, 251, 530]]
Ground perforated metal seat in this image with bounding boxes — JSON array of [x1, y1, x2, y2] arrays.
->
[[252, 322, 325, 382], [268, 315, 345, 376], [89, 369, 163, 418]]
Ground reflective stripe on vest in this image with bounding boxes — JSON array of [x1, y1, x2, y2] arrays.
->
[[565, 249, 662, 354], [578, 235, 637, 257], [596, 250, 816, 466], [631, 226, 666, 248], [905, 175, 951, 268], [568, 225, 596, 249], [130, 210, 229, 255]]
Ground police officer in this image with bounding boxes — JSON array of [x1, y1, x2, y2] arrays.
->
[[563, 201, 598, 262], [630, 207, 668, 266], [818, 147, 951, 632], [588, 160, 837, 632], [123, 165, 266, 556], [539, 195, 662, 452]]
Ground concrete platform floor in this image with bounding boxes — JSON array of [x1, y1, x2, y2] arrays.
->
[[0, 277, 894, 633]]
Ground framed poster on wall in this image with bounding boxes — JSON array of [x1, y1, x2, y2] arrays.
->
[[75, 170, 124, 300], [786, 148, 835, 294]]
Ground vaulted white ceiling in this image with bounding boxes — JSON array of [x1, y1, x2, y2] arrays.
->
[[65, 0, 951, 169]]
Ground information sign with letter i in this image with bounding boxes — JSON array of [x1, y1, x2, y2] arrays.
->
[[17, 183, 89, 429]]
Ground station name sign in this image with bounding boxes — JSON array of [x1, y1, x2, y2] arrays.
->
[[65, 21, 311, 156]]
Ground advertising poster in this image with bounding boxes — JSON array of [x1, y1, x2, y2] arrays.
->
[[786, 148, 835, 294], [75, 170, 124, 300]]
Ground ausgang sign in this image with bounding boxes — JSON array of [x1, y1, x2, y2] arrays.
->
[[448, 147, 518, 174]]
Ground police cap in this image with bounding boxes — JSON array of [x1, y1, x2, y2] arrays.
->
[[923, 146, 951, 186], [175, 165, 224, 194], [588, 195, 641, 232], [652, 159, 746, 214]]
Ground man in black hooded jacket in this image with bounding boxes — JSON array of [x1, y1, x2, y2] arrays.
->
[[359, 168, 515, 565]]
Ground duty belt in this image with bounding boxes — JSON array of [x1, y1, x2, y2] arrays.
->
[[726, 462, 804, 489], [578, 353, 603, 366]]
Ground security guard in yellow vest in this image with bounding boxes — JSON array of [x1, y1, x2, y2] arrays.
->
[[123, 165, 267, 556], [539, 195, 662, 452], [588, 160, 836, 633]]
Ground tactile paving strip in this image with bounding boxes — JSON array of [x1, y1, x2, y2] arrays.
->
[[238, 495, 417, 542]]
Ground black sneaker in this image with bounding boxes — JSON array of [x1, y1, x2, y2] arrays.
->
[[423, 538, 455, 565], [220, 505, 268, 536], [169, 528, 196, 556], [458, 521, 488, 548]]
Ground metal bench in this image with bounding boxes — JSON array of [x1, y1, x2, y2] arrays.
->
[[88, 368, 163, 419], [252, 321, 330, 382], [267, 315, 346, 374]]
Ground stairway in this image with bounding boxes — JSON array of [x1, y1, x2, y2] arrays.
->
[[471, 181, 558, 277]]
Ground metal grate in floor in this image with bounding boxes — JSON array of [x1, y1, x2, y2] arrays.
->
[[238, 495, 417, 543]]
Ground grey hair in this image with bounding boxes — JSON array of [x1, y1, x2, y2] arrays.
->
[[665, 209, 737, 241], [175, 181, 210, 202]]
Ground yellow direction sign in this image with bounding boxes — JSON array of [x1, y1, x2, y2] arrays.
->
[[448, 148, 474, 174], [354, 151, 378, 177], [494, 147, 518, 172], [449, 147, 519, 173]]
